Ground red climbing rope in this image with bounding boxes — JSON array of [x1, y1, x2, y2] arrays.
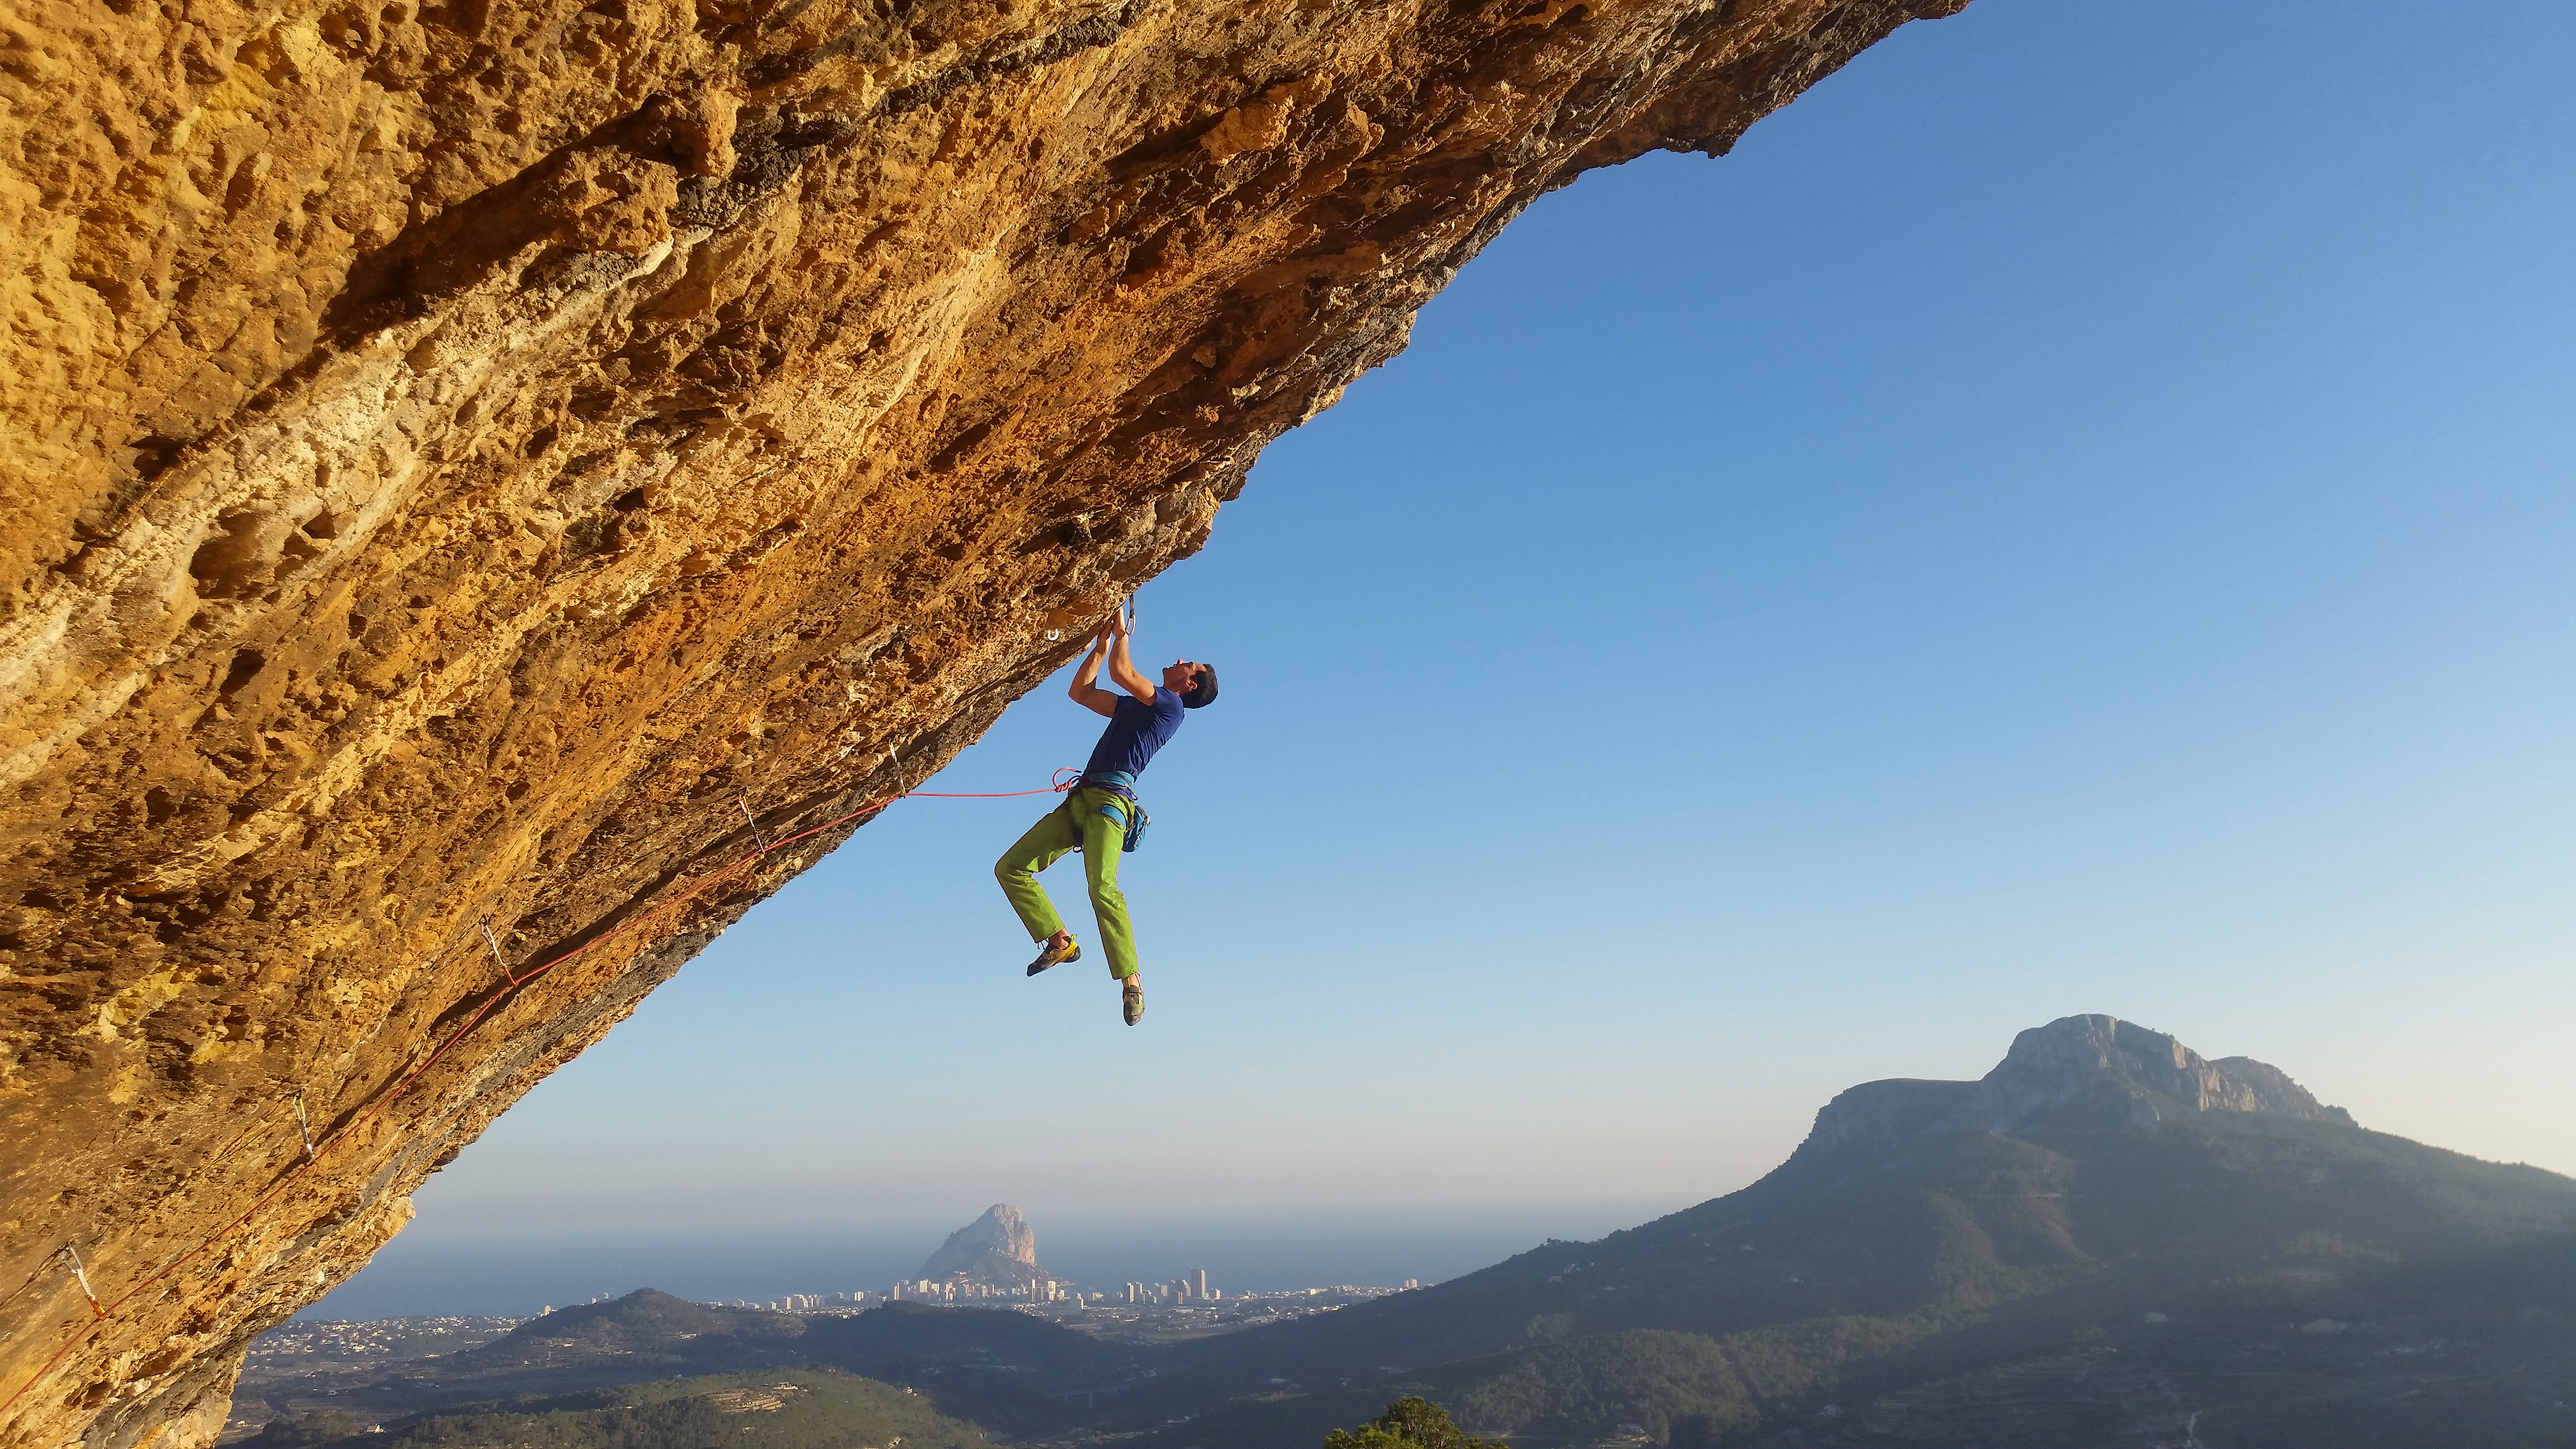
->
[[0, 768, 1078, 1422]]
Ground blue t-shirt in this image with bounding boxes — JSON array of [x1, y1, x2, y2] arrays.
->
[[1083, 688, 1186, 784]]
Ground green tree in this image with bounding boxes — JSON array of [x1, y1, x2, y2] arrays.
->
[[1324, 1396, 1505, 1449]]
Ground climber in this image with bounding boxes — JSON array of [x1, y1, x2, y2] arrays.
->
[[994, 602, 1215, 1026]]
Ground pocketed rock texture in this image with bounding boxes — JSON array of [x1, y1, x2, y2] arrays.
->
[[0, 0, 1965, 1443]]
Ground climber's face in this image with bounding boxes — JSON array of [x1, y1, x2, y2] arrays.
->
[[1162, 659, 1205, 692]]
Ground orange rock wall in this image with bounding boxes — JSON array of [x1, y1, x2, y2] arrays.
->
[[0, 0, 1964, 1443]]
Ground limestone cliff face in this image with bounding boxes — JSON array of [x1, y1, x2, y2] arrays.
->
[[0, 0, 1964, 1443]]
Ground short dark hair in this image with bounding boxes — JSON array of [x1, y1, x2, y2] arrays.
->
[[1181, 664, 1218, 709]]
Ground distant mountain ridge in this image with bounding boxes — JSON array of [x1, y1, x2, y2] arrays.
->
[[920, 1204, 1058, 1287], [1115, 1013, 2576, 1448], [1802, 1013, 2354, 1156], [304, 1288, 1138, 1440]]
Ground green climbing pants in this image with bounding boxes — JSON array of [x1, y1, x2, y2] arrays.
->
[[994, 787, 1137, 981]]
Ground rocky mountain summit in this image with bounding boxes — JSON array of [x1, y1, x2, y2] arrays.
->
[[1799, 1013, 2355, 1156], [920, 1204, 1056, 1287]]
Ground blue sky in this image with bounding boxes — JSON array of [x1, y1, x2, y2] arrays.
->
[[318, 0, 2576, 1316]]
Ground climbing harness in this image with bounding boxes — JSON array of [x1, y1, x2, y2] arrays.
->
[[0, 765, 1079, 1422], [1063, 772, 1149, 854], [1106, 797, 1149, 854]]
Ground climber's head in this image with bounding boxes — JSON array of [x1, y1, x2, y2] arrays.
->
[[1164, 658, 1218, 709]]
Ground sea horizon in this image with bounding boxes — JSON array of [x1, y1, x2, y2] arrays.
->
[[300, 1197, 1681, 1320]]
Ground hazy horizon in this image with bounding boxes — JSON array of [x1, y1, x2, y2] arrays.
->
[[310, 1002, 2576, 1321], [303, 1199, 1680, 1320]]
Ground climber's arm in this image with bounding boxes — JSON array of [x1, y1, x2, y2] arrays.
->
[[1068, 625, 1121, 718], [1105, 604, 1156, 704]]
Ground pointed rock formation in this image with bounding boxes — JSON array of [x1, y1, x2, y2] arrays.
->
[[919, 1204, 1055, 1287]]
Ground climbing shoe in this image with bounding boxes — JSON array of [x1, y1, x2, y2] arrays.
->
[[1026, 935, 1081, 976], [1121, 978, 1144, 1026]]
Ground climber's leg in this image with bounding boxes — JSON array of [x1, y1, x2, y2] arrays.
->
[[1073, 790, 1139, 984], [996, 805, 1080, 947]]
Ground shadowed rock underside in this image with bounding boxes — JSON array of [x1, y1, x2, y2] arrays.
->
[[0, 0, 1967, 1444]]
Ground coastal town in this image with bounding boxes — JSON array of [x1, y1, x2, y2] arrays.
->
[[246, 1274, 1421, 1375]]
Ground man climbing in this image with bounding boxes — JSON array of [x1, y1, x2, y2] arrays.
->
[[995, 604, 1216, 1025]]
